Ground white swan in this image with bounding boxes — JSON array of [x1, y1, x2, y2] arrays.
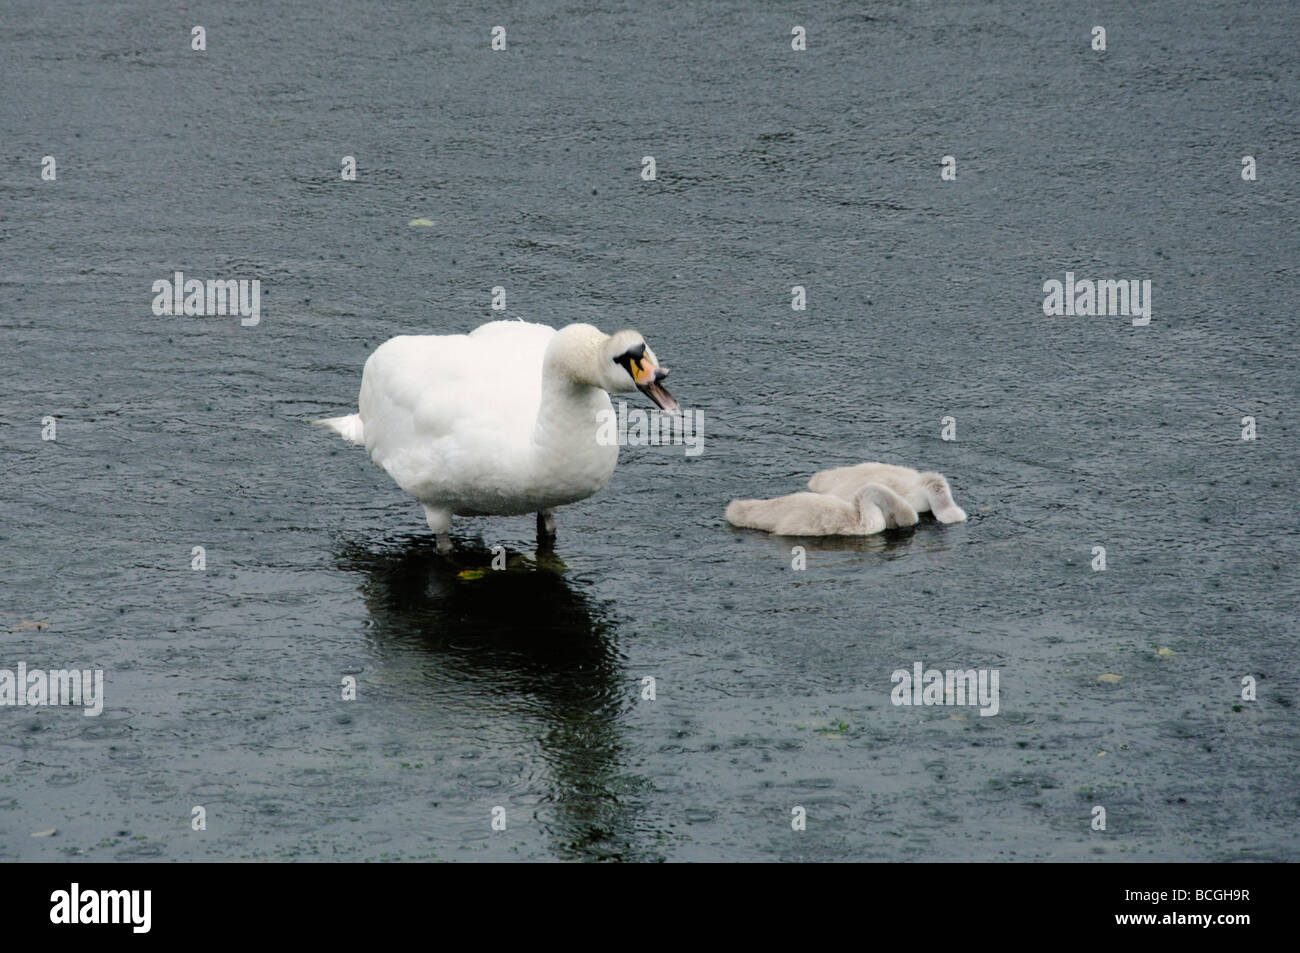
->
[[725, 462, 965, 537], [317, 320, 677, 551]]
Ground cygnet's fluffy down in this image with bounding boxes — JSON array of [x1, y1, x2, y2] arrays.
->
[[725, 462, 966, 537], [807, 462, 966, 524]]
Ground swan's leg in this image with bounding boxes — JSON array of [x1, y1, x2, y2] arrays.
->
[[858, 483, 918, 529], [423, 505, 454, 553], [537, 510, 556, 547], [916, 471, 967, 523]]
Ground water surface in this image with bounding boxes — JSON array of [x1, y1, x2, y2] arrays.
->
[[2, 0, 1297, 861]]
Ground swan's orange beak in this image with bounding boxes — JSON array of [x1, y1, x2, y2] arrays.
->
[[630, 357, 678, 414]]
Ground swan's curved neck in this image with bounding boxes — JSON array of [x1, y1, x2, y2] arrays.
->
[[532, 373, 612, 457]]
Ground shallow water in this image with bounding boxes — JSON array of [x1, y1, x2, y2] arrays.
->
[[2, 0, 1297, 861]]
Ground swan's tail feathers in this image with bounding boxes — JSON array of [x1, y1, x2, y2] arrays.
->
[[314, 413, 365, 445]]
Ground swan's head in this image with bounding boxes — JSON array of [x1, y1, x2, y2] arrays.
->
[[550, 324, 679, 412], [604, 329, 678, 413]]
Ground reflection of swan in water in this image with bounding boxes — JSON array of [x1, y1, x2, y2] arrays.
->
[[335, 536, 658, 861]]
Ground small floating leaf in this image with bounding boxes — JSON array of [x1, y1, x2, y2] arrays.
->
[[456, 569, 485, 581], [31, 828, 56, 837], [1156, 647, 1174, 659], [407, 217, 436, 227], [1097, 673, 1123, 684]]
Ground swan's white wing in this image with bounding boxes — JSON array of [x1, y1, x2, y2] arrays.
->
[[358, 321, 555, 502]]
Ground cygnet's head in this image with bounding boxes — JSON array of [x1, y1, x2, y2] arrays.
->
[[548, 324, 679, 412]]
